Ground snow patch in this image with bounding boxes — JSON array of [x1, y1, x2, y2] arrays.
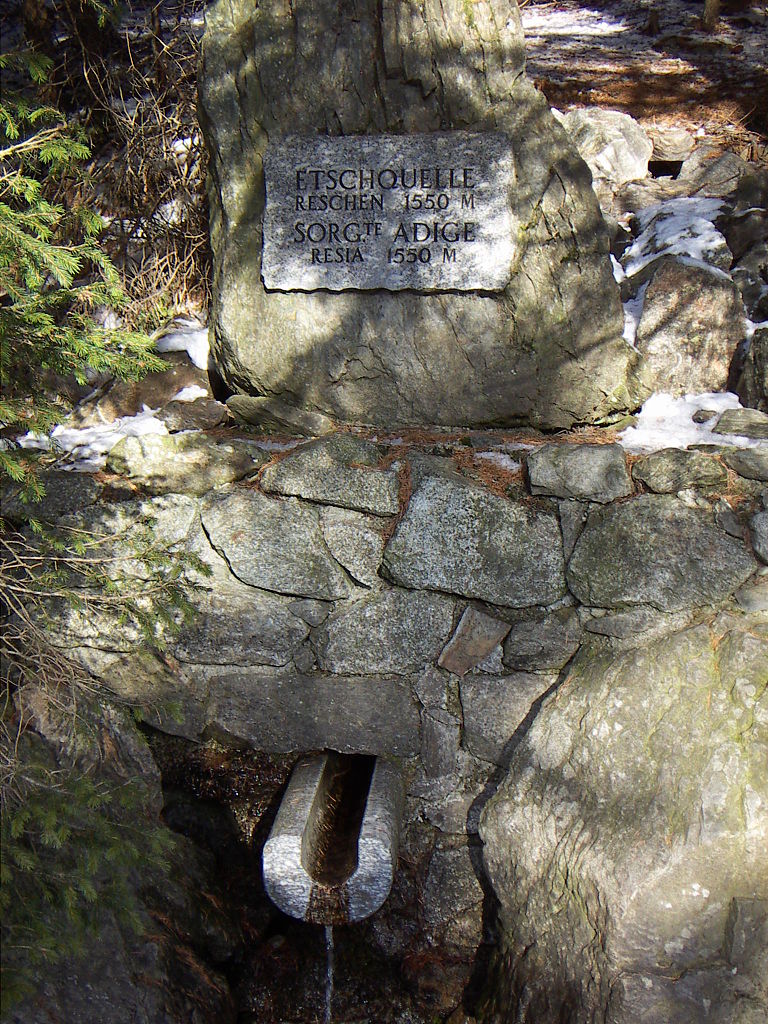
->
[[172, 385, 209, 403], [618, 392, 764, 453], [154, 320, 210, 369], [521, 9, 630, 38], [622, 281, 649, 349], [622, 198, 726, 277], [18, 407, 169, 472]]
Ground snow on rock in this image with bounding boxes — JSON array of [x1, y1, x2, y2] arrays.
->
[[172, 385, 210, 403], [475, 451, 522, 473], [622, 197, 728, 277], [154, 319, 210, 369], [618, 392, 765, 453], [18, 407, 169, 472], [622, 281, 648, 349]]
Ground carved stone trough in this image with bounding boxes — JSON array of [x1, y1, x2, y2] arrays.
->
[[262, 752, 404, 924]]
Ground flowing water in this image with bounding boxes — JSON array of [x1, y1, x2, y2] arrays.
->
[[324, 925, 334, 1024]]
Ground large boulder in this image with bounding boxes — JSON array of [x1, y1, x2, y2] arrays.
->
[[633, 257, 746, 395], [567, 494, 757, 611], [480, 611, 768, 1024], [198, 0, 645, 430]]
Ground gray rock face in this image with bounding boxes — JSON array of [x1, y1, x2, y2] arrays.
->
[[460, 672, 556, 765], [567, 494, 757, 610], [1, 469, 102, 523], [480, 615, 768, 1024], [319, 506, 385, 588], [260, 435, 400, 514], [207, 669, 419, 756], [315, 589, 454, 675], [714, 407, 768, 440], [751, 512, 768, 563], [737, 327, 768, 413], [106, 434, 263, 495], [383, 474, 566, 607], [635, 257, 746, 395], [723, 447, 768, 481], [555, 107, 652, 190], [502, 608, 582, 671], [631, 448, 728, 493], [174, 584, 310, 667], [199, 0, 644, 430], [201, 486, 351, 599], [226, 394, 336, 436], [422, 838, 485, 951], [526, 442, 631, 502], [157, 397, 229, 432], [647, 124, 694, 162]]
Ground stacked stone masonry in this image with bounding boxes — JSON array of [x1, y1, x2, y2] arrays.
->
[[20, 429, 768, 1024]]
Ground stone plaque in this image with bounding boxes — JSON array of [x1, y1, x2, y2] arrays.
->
[[262, 133, 515, 292]]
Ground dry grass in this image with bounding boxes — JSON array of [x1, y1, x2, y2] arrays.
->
[[42, 0, 210, 329]]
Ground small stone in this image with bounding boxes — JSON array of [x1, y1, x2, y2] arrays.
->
[[438, 606, 512, 677], [107, 433, 264, 495], [734, 575, 768, 612], [261, 435, 400, 515], [751, 511, 768, 563], [527, 443, 631, 503], [714, 498, 744, 539], [693, 409, 719, 424], [319, 507, 385, 588], [635, 257, 746, 395], [157, 397, 229, 432], [460, 673, 556, 765], [722, 448, 768, 481], [226, 394, 335, 436], [557, 107, 652, 190], [736, 325, 768, 412], [414, 667, 452, 712], [647, 124, 694, 162], [207, 668, 419, 756], [292, 646, 317, 673], [558, 500, 591, 561], [713, 408, 768, 441], [631, 448, 727, 493], [421, 708, 461, 778]]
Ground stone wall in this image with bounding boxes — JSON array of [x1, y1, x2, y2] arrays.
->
[[16, 425, 766, 1021], [2, 417, 762, 1024]]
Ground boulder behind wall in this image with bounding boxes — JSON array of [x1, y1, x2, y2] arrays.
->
[[198, 0, 645, 430], [479, 611, 768, 1024]]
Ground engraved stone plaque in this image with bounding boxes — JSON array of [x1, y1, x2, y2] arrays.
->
[[262, 133, 515, 292]]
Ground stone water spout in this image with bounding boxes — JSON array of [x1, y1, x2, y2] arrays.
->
[[263, 753, 404, 924]]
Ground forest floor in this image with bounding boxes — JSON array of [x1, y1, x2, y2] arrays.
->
[[520, 0, 768, 158]]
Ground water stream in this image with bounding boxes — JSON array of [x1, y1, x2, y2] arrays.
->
[[324, 925, 334, 1024]]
